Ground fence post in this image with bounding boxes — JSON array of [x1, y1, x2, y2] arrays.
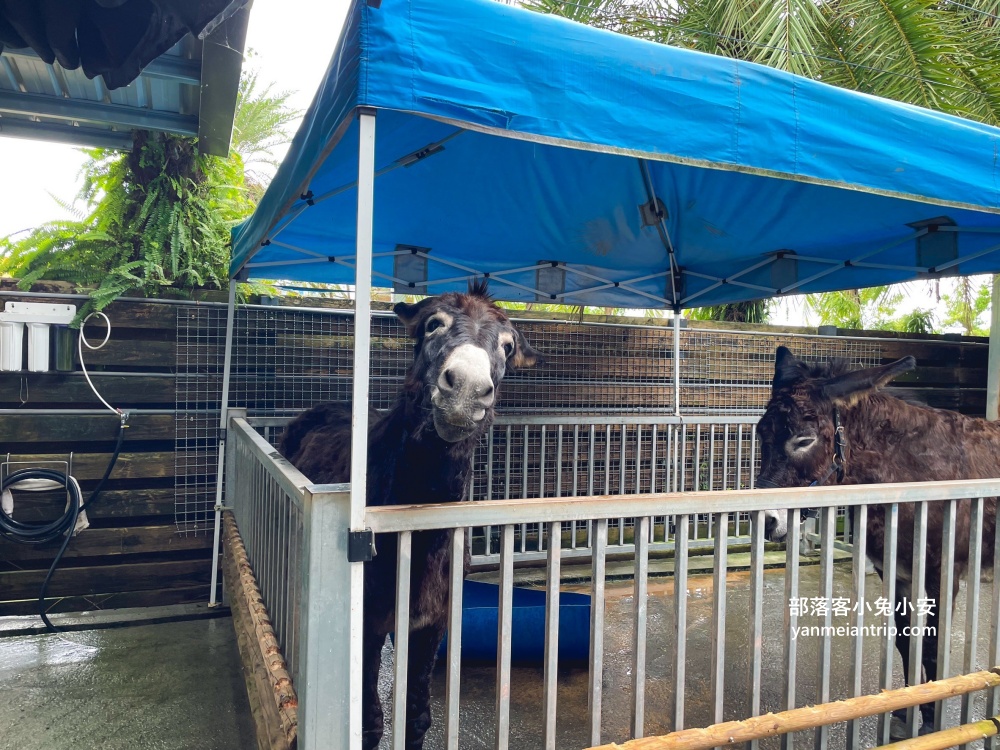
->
[[298, 486, 362, 750]]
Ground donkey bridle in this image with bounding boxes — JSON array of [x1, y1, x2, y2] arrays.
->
[[757, 407, 847, 518]]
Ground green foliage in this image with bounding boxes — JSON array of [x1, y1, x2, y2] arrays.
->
[[687, 300, 770, 324], [0, 66, 298, 323], [896, 307, 936, 334], [805, 286, 904, 329], [941, 275, 993, 335]]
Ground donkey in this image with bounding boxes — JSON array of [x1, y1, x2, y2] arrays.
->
[[279, 281, 540, 750], [755, 346, 999, 737]]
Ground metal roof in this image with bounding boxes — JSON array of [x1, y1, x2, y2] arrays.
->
[[0, 4, 249, 156]]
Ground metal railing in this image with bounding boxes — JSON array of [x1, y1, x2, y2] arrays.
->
[[225, 416, 1000, 750]]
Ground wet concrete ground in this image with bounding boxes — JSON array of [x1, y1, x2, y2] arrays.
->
[[378, 561, 998, 750], [1, 562, 994, 750], [0, 609, 254, 750]]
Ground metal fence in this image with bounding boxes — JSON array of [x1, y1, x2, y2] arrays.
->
[[225, 415, 1000, 750], [177, 303, 886, 533]]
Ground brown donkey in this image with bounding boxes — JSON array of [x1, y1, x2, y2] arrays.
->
[[279, 281, 540, 750], [755, 346, 998, 737]]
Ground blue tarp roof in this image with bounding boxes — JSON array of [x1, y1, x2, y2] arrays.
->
[[231, 0, 1000, 310]]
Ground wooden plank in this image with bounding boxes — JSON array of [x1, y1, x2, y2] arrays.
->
[[0, 557, 212, 600], [0, 373, 176, 406], [0, 584, 210, 616], [77, 339, 175, 368], [5, 487, 175, 521], [0, 525, 213, 562], [0, 413, 175, 442], [0, 451, 176, 480]]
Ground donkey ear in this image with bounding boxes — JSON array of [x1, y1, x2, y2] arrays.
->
[[393, 297, 436, 337], [772, 346, 804, 392], [822, 356, 916, 405], [511, 327, 543, 369]]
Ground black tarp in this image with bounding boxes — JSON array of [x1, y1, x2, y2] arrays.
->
[[0, 0, 248, 89]]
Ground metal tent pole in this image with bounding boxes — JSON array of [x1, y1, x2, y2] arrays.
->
[[348, 106, 378, 749], [987, 274, 1000, 421], [673, 311, 681, 417], [209, 279, 238, 606]]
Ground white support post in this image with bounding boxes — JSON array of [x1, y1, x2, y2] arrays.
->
[[345, 106, 378, 750], [209, 279, 238, 606], [673, 311, 681, 417], [987, 274, 1000, 421]]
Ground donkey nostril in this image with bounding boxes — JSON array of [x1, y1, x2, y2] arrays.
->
[[479, 383, 494, 401], [442, 368, 456, 390]]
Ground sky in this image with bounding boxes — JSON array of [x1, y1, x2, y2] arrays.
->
[[0, 0, 987, 331], [0, 0, 352, 240]]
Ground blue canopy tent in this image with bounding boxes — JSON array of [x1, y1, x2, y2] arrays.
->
[[231, 0, 1000, 310], [218, 1, 1000, 739]]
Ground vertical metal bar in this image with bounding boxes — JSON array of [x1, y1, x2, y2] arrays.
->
[[694, 424, 702, 492], [556, 425, 563, 498], [666, 424, 673, 493], [672, 312, 681, 416], [989, 504, 1000, 750], [907, 502, 928, 738], [749, 427, 757, 490], [571, 426, 578, 549], [393, 532, 413, 750], [960, 497, 984, 732], [445, 528, 464, 749], [540, 426, 547, 499], [619, 423, 626, 496], [297, 488, 358, 749], [632, 516, 650, 738], [934, 499, 957, 732], [635, 424, 643, 494], [722, 425, 730, 490], [588, 425, 596, 497], [879, 503, 900, 745], [650, 425, 658, 494], [350, 109, 376, 532], [486, 427, 494, 555], [781, 509, 801, 750], [748, 509, 765, 750], [680, 424, 687, 492], [495, 525, 515, 750], [815, 506, 835, 750], [543, 521, 561, 749], [673, 514, 689, 731], [504, 426, 512, 501], [711, 512, 728, 726], [209, 281, 238, 606], [605, 424, 611, 495], [708, 425, 716, 491], [987, 274, 1000, 420], [588, 518, 608, 747], [522, 426, 528, 553], [735, 424, 743, 489], [846, 504, 868, 750]]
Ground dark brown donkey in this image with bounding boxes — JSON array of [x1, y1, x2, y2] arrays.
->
[[755, 346, 998, 736], [279, 281, 540, 750]]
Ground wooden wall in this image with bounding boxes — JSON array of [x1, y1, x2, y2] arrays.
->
[[0, 284, 991, 616]]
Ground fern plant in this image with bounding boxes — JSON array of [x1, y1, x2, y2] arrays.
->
[[0, 68, 296, 323]]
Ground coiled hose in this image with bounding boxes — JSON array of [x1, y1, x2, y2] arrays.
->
[[0, 312, 127, 631]]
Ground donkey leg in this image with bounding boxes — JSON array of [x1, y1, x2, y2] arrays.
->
[[404, 625, 446, 750], [362, 628, 387, 750]]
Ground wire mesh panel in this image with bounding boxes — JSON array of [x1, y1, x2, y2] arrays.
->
[[175, 305, 227, 535], [176, 303, 884, 533]]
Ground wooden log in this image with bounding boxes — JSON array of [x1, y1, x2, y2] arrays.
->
[[222, 511, 298, 750], [0, 557, 212, 600], [0, 373, 176, 406], [588, 668, 1000, 750], [0, 583, 211, 616], [0, 525, 212, 562], [5, 487, 175, 520], [0, 413, 175, 442], [878, 716, 1000, 750], [0, 450, 176, 481]]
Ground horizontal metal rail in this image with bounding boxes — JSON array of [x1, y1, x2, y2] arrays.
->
[[363, 479, 1000, 533]]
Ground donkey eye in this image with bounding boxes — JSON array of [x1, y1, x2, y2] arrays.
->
[[793, 436, 816, 450], [425, 317, 444, 334], [502, 342, 514, 358]]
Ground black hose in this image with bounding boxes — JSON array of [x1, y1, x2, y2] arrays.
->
[[0, 422, 127, 632]]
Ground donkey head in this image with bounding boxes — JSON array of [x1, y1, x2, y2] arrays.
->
[[756, 346, 914, 541], [394, 280, 541, 443]]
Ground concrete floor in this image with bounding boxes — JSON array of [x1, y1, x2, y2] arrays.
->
[[0, 608, 255, 750], [1, 563, 994, 750]]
